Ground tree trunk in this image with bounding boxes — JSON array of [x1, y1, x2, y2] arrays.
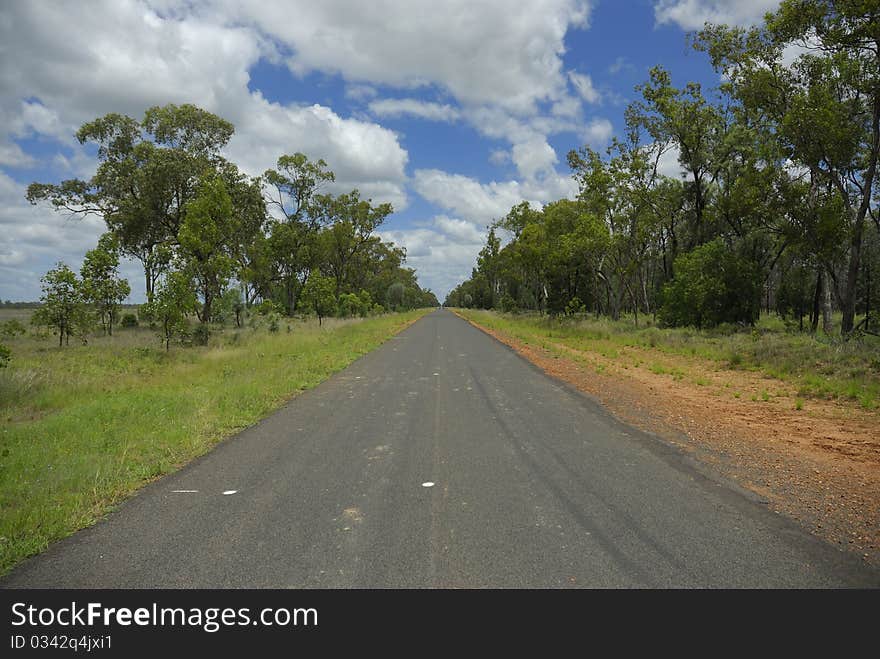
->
[[810, 269, 822, 333], [822, 270, 834, 336]]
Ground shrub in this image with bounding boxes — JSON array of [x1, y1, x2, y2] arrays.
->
[[659, 239, 762, 328], [0, 343, 10, 368], [267, 312, 280, 333], [564, 297, 586, 316], [120, 313, 139, 328], [192, 323, 210, 346], [257, 299, 283, 316], [499, 293, 518, 313], [0, 319, 27, 338]]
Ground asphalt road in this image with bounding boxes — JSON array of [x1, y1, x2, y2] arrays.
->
[[3, 309, 877, 588]]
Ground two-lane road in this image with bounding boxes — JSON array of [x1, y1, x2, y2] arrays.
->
[[3, 309, 877, 587]]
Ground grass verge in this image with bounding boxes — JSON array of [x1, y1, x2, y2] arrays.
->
[[455, 309, 880, 409], [0, 310, 430, 575]]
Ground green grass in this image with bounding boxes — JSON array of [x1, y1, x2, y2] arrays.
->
[[0, 310, 429, 574], [456, 309, 880, 409]]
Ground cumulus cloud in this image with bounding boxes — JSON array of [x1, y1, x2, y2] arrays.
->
[[413, 168, 577, 226], [582, 118, 614, 146], [0, 1, 409, 197], [0, 0, 606, 299], [0, 172, 111, 300], [654, 0, 780, 30], [222, 0, 593, 114]]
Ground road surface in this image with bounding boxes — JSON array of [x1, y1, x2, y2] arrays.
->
[[3, 309, 877, 587]]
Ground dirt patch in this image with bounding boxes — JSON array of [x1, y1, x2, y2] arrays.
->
[[462, 314, 880, 566]]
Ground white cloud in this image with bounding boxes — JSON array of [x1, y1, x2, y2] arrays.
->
[[582, 118, 614, 145], [224, 0, 593, 114], [0, 172, 111, 301], [489, 149, 511, 166], [656, 144, 687, 178], [654, 0, 780, 30], [568, 71, 601, 104], [413, 168, 577, 226], [378, 214, 489, 298], [608, 56, 633, 75], [511, 137, 558, 180], [0, 1, 409, 207], [344, 84, 378, 101], [368, 98, 461, 123]]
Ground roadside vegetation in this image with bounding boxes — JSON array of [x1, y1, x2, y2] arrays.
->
[[0, 308, 429, 575], [447, 2, 880, 352], [457, 309, 880, 411]]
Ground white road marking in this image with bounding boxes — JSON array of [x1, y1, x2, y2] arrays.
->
[[222, 490, 237, 495], [171, 490, 198, 493], [422, 482, 435, 488]]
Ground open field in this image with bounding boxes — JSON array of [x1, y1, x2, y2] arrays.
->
[[0, 309, 430, 574], [456, 309, 880, 564]]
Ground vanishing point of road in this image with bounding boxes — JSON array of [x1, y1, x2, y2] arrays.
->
[[4, 309, 877, 588]]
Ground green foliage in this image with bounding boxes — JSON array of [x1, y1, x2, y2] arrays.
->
[[32, 263, 89, 347], [386, 282, 406, 311], [191, 323, 211, 346], [80, 233, 130, 335], [300, 271, 336, 325], [660, 240, 762, 328], [0, 319, 27, 338], [0, 343, 9, 368], [141, 271, 196, 350], [337, 292, 363, 318], [120, 313, 139, 328], [216, 287, 245, 327], [179, 172, 236, 323]]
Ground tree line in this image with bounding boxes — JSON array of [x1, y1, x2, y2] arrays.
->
[[25, 104, 438, 348], [445, 0, 879, 336]]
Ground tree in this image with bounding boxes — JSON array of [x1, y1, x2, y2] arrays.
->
[[696, 1, 880, 333], [80, 233, 131, 335], [27, 104, 234, 302], [142, 271, 196, 350], [32, 263, 87, 346], [317, 190, 393, 296], [178, 172, 236, 323], [262, 154, 334, 314], [217, 287, 245, 328], [300, 271, 336, 326], [659, 239, 762, 328]]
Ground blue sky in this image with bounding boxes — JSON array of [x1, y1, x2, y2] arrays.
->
[[0, 0, 780, 302]]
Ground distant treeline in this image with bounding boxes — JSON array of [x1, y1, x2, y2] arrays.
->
[[447, 1, 879, 336], [24, 105, 438, 347], [0, 302, 39, 308]]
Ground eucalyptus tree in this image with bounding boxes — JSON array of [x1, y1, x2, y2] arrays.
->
[[27, 104, 234, 301], [80, 233, 131, 335], [696, 0, 880, 333]]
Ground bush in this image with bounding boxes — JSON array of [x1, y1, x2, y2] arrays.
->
[[267, 312, 280, 333], [0, 343, 10, 368], [192, 323, 210, 346], [0, 319, 27, 338], [564, 297, 586, 316], [337, 292, 363, 318], [257, 299, 283, 316], [659, 239, 762, 328], [120, 313, 139, 328], [499, 293, 518, 313]]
